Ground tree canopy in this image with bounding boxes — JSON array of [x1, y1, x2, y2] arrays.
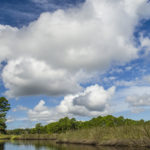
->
[[7, 115, 149, 135], [0, 97, 10, 133]]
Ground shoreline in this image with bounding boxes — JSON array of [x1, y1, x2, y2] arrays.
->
[[1, 135, 150, 148], [55, 139, 150, 147]]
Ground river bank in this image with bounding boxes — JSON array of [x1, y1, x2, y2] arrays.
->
[[1, 140, 147, 150], [0, 136, 150, 148], [1, 125, 150, 147]]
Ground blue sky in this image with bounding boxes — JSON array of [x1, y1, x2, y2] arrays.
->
[[1, 0, 150, 129], [0, 0, 85, 27]]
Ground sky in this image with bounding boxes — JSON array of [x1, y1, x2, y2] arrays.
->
[[1, 0, 150, 129]]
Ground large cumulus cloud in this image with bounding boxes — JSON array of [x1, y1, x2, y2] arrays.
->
[[1, 0, 150, 97]]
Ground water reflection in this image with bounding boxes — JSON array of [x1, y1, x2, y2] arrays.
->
[[0, 140, 150, 150], [0, 142, 4, 150]]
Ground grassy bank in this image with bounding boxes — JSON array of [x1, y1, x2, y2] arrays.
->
[[0, 134, 57, 140], [3, 124, 150, 147], [13, 134, 57, 140], [56, 125, 150, 147], [0, 135, 12, 140]]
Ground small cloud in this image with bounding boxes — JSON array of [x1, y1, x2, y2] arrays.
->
[[131, 107, 145, 114], [126, 94, 150, 107], [110, 68, 123, 74], [6, 116, 15, 123], [103, 76, 116, 82], [125, 66, 132, 71], [115, 80, 136, 87], [143, 75, 150, 83], [12, 105, 29, 112]]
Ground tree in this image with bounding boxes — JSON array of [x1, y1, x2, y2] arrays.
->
[[35, 123, 42, 134], [0, 97, 10, 134]]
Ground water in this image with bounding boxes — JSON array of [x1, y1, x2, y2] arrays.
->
[[0, 140, 149, 150]]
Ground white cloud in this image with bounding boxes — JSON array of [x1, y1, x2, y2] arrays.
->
[[111, 86, 150, 113], [125, 66, 132, 71], [105, 85, 150, 114], [103, 76, 116, 83], [115, 86, 150, 102], [28, 100, 65, 122], [143, 75, 150, 83], [28, 100, 52, 122], [12, 105, 28, 112], [6, 116, 15, 123], [57, 85, 115, 117], [0, 25, 18, 62], [131, 107, 145, 114], [0, 0, 150, 99], [1, 0, 150, 97], [140, 36, 150, 55], [31, 0, 47, 4], [115, 80, 136, 87], [2, 58, 82, 98], [126, 94, 150, 107], [73, 85, 115, 112], [114, 75, 150, 87], [110, 68, 123, 74], [28, 84, 115, 122]]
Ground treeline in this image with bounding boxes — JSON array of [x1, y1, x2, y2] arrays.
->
[[7, 115, 149, 135]]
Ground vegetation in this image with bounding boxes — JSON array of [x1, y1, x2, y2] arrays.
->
[[0, 97, 10, 134], [6, 122, 150, 147], [7, 115, 148, 135], [55, 124, 150, 147]]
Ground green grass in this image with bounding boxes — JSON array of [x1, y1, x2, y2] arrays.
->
[[0, 134, 12, 140]]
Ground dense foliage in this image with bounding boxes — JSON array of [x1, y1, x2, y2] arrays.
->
[[0, 97, 10, 133], [7, 115, 148, 135]]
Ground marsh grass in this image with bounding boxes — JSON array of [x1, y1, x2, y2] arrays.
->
[[56, 125, 150, 146], [14, 134, 57, 140], [2, 125, 150, 147]]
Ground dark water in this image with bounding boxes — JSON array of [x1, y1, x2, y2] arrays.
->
[[0, 140, 149, 150]]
